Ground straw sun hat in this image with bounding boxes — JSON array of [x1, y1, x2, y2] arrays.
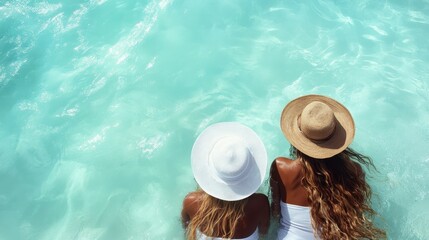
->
[[191, 122, 267, 201], [281, 95, 355, 159]]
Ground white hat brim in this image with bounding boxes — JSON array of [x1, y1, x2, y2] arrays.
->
[[191, 122, 267, 201]]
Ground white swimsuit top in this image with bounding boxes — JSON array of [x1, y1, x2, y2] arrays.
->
[[197, 228, 259, 240], [277, 201, 316, 240]]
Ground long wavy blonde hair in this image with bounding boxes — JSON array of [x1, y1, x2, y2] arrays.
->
[[292, 146, 386, 240], [186, 189, 248, 240]]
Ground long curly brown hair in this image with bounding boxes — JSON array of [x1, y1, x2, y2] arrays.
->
[[291, 146, 386, 240], [186, 189, 248, 240]]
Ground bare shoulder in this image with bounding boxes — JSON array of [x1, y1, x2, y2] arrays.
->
[[182, 191, 203, 227], [247, 193, 269, 207], [273, 157, 302, 184], [275, 156, 294, 165], [273, 157, 296, 172], [249, 193, 268, 201], [183, 191, 203, 206]]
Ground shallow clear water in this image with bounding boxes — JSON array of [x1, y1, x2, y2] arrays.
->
[[1, 0, 429, 239]]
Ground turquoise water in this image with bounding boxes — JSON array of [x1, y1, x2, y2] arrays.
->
[[1, 0, 429, 239]]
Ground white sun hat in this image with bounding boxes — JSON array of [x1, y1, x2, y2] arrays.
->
[[191, 122, 268, 201]]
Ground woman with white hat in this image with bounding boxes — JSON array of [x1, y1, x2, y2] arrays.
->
[[270, 95, 386, 240], [181, 122, 270, 240]]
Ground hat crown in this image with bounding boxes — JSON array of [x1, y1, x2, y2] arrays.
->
[[300, 101, 336, 140], [209, 136, 251, 181]]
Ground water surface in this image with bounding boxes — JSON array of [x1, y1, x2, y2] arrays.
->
[[1, 0, 429, 239]]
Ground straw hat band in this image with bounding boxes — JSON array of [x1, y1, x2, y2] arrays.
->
[[209, 137, 251, 182], [298, 101, 337, 141]]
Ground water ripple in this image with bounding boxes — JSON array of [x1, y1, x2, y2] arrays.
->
[[0, 0, 428, 239], [0, 1, 62, 18]]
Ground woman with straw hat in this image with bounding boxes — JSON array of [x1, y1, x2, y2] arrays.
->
[[181, 122, 270, 240], [270, 95, 386, 240]]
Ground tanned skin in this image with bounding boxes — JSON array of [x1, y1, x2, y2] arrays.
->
[[270, 157, 309, 218], [181, 192, 270, 238]]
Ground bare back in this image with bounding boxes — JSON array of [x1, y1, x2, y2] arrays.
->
[[181, 191, 270, 238], [270, 157, 309, 215]]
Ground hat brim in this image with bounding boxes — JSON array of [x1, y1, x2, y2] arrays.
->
[[191, 122, 267, 201], [280, 95, 355, 159]]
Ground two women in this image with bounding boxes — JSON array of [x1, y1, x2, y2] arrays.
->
[[270, 95, 386, 239], [182, 95, 386, 239]]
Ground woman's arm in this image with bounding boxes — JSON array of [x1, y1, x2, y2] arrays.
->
[[181, 197, 191, 229], [181, 192, 201, 229], [269, 159, 281, 218], [257, 194, 271, 235]]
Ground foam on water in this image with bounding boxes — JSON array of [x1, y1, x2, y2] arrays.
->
[[1, 0, 429, 239]]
